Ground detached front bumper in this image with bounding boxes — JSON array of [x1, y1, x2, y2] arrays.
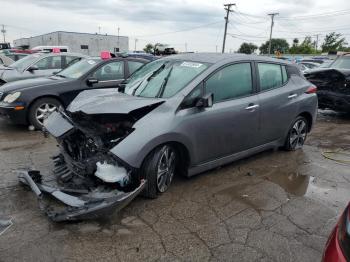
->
[[18, 170, 146, 222]]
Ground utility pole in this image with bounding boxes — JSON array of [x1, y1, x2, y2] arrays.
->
[[134, 38, 138, 51], [98, 26, 101, 34], [1, 25, 6, 43], [267, 13, 278, 55], [222, 3, 235, 53], [185, 42, 187, 52]]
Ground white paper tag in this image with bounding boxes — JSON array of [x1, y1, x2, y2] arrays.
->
[[87, 60, 96, 65], [180, 62, 203, 68]]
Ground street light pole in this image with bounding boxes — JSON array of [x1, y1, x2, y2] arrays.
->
[[1, 25, 6, 43]]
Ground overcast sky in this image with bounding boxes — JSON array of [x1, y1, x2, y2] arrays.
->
[[1, 0, 350, 52]]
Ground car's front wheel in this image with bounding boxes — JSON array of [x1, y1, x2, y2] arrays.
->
[[28, 97, 62, 130], [141, 145, 177, 199], [284, 116, 308, 151]]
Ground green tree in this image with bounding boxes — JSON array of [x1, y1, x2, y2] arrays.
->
[[143, 43, 154, 54], [289, 38, 300, 54], [289, 36, 317, 54], [259, 38, 289, 54], [321, 32, 348, 53], [238, 42, 258, 54]]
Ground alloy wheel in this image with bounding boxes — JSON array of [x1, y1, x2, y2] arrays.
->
[[156, 146, 176, 193], [35, 103, 57, 124], [289, 119, 307, 149]]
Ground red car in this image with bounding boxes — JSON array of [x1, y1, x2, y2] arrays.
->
[[323, 202, 350, 262]]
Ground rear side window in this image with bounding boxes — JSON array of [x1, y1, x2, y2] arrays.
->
[[128, 61, 144, 75], [258, 63, 284, 91], [282, 66, 288, 83], [205, 63, 253, 103], [65, 56, 82, 68]]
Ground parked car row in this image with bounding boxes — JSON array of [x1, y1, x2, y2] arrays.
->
[[0, 52, 149, 129]]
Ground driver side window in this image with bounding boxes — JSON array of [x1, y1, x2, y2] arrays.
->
[[93, 61, 124, 81]]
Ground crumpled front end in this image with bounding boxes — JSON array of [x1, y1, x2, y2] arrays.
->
[[18, 108, 151, 221]]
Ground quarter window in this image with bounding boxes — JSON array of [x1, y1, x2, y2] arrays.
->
[[282, 65, 288, 83], [93, 61, 124, 81], [205, 63, 253, 103], [258, 63, 284, 91]]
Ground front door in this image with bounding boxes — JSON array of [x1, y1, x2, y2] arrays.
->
[[178, 62, 260, 165]]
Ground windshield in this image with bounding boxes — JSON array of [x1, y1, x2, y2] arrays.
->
[[331, 56, 350, 69], [10, 53, 44, 71], [57, 58, 100, 79], [124, 59, 209, 98]]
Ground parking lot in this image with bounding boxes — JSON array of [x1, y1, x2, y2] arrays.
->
[[0, 110, 348, 261]]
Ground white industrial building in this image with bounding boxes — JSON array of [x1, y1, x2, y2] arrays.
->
[[13, 31, 129, 56]]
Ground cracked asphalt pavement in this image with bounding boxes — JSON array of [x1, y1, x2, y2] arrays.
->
[[0, 110, 350, 262]]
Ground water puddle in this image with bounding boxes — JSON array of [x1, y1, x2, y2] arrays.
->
[[263, 172, 311, 197]]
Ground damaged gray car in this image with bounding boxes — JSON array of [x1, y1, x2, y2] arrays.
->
[[19, 53, 318, 221]]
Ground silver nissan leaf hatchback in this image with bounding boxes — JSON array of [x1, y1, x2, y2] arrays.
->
[[20, 53, 318, 221]]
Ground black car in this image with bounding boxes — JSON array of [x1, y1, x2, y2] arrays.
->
[[305, 54, 350, 112], [0, 56, 148, 129]]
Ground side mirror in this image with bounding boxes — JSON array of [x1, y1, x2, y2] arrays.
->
[[52, 71, 59, 75], [86, 78, 98, 85], [27, 65, 39, 72], [196, 93, 213, 108]]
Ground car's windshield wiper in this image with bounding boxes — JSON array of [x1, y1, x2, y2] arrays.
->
[[157, 66, 174, 98], [131, 64, 166, 95], [55, 74, 66, 78]]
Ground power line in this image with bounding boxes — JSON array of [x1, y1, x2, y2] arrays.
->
[[134, 21, 221, 38], [278, 9, 350, 20]]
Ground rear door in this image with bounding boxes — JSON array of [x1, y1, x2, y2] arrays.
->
[[179, 62, 260, 164], [256, 62, 299, 144]]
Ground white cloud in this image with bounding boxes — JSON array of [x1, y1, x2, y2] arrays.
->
[[1, 0, 350, 52]]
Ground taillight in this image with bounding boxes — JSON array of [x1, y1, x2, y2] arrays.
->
[[338, 204, 350, 261], [305, 85, 317, 94]]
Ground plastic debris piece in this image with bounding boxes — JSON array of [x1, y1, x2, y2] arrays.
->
[[95, 161, 129, 185], [0, 217, 13, 236]]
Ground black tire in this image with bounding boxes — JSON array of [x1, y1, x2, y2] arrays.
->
[[284, 116, 309, 151], [140, 145, 177, 199], [28, 97, 62, 130]]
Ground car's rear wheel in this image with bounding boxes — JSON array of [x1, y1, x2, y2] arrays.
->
[[284, 116, 308, 151], [141, 145, 177, 199], [28, 97, 62, 130]]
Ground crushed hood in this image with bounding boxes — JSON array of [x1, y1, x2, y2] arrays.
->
[[305, 68, 350, 77], [67, 89, 165, 114]]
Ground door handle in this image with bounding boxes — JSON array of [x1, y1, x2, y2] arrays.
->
[[245, 104, 259, 111], [288, 94, 298, 99]]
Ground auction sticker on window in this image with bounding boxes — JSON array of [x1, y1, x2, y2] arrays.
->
[[180, 62, 203, 68]]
